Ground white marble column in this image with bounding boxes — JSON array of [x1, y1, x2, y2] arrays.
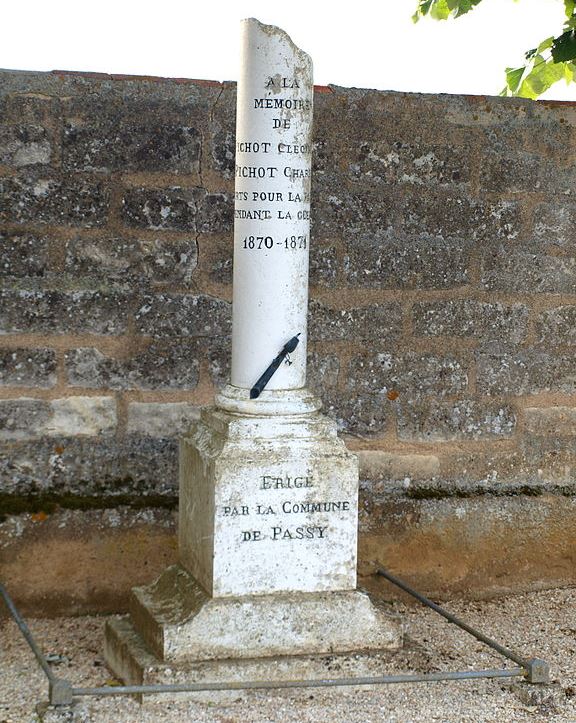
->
[[219, 19, 315, 413]]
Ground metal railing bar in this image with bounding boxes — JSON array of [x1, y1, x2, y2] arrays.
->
[[376, 566, 529, 669], [0, 582, 56, 684], [72, 667, 525, 697]]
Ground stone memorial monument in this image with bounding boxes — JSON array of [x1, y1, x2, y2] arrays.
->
[[104, 18, 401, 698]]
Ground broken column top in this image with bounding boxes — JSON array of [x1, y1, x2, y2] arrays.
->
[[219, 18, 315, 415]]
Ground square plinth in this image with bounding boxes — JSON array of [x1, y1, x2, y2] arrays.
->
[[179, 407, 359, 597]]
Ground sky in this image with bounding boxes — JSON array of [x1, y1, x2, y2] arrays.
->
[[2, 0, 575, 100]]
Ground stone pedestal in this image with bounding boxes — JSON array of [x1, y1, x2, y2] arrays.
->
[[104, 402, 401, 700], [104, 18, 401, 701]]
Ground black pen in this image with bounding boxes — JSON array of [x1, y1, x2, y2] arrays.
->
[[250, 334, 301, 399]]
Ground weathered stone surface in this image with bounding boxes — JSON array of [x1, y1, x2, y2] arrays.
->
[[0, 123, 51, 167], [0, 435, 178, 496], [63, 99, 203, 173], [65, 237, 197, 287], [0, 92, 58, 124], [401, 192, 519, 241], [0, 231, 50, 278], [534, 200, 576, 247], [307, 352, 339, 391], [211, 128, 235, 178], [134, 293, 231, 338], [206, 337, 232, 388], [397, 399, 516, 441], [0, 507, 177, 616], [312, 182, 397, 238], [0, 396, 115, 441], [0, 348, 57, 387], [206, 82, 235, 179], [477, 346, 576, 396], [47, 397, 116, 437], [524, 407, 576, 436], [349, 140, 471, 188], [127, 402, 201, 437], [346, 352, 468, 397], [0, 172, 109, 227], [482, 250, 576, 293], [309, 242, 338, 287], [308, 300, 402, 342], [121, 187, 232, 233], [0, 399, 51, 441], [360, 492, 576, 598], [479, 152, 554, 193], [128, 565, 399, 663], [536, 306, 576, 346], [179, 406, 359, 597], [105, 614, 400, 704], [324, 393, 389, 437], [0, 290, 129, 334], [344, 236, 469, 289], [521, 435, 576, 472], [413, 300, 528, 343], [65, 344, 200, 391], [357, 451, 440, 481]]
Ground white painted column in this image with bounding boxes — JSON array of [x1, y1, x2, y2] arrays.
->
[[230, 18, 313, 394]]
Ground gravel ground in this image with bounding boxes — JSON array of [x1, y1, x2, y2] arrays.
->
[[2, 586, 575, 722]]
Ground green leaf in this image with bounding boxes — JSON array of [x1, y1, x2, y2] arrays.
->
[[564, 0, 575, 20], [552, 30, 576, 62], [565, 61, 576, 82], [452, 0, 483, 17], [505, 66, 526, 94], [517, 56, 566, 98], [430, 0, 451, 20], [412, 0, 434, 21], [537, 36, 554, 53]]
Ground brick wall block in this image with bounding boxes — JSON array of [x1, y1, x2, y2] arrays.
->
[[126, 402, 201, 437], [525, 407, 576, 436], [65, 344, 200, 390], [477, 346, 576, 396], [536, 306, 576, 346], [534, 200, 576, 248], [347, 352, 468, 397], [62, 120, 202, 174], [0, 436, 178, 496], [358, 450, 440, 482], [312, 183, 397, 238], [344, 236, 469, 289], [413, 300, 528, 343], [481, 250, 576, 294], [0, 231, 50, 278], [0, 290, 130, 335], [0, 123, 51, 167], [324, 393, 389, 437], [397, 399, 516, 441], [479, 153, 562, 194], [0, 348, 57, 388], [121, 187, 232, 233], [64, 237, 198, 287], [309, 300, 402, 342], [0, 172, 110, 227], [349, 139, 472, 188], [0, 396, 116, 441], [401, 192, 519, 242], [134, 293, 231, 338]]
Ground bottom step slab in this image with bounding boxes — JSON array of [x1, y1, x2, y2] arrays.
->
[[129, 565, 402, 663], [104, 616, 403, 704]]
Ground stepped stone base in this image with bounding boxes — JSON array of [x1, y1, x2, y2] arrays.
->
[[104, 565, 402, 703]]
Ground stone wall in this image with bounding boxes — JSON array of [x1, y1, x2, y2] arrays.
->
[[1, 69, 575, 610]]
